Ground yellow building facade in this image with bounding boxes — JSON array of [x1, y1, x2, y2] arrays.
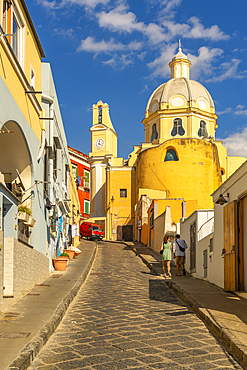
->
[[89, 46, 246, 242]]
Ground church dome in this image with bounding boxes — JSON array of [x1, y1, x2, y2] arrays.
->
[[146, 42, 215, 115], [146, 77, 215, 114]]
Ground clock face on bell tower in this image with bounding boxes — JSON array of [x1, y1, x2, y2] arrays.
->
[[94, 138, 105, 149]]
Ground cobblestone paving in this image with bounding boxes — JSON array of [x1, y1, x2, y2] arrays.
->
[[29, 243, 244, 370]]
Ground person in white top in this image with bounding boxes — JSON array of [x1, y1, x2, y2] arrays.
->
[[173, 234, 188, 276]]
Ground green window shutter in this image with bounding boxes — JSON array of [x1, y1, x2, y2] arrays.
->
[[84, 171, 90, 188], [84, 201, 90, 214]]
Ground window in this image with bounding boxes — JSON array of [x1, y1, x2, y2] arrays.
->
[[150, 123, 158, 142], [209, 237, 213, 254], [198, 120, 208, 138], [98, 106, 102, 123], [171, 118, 185, 136], [2, 1, 23, 64], [72, 164, 78, 180], [83, 170, 90, 189], [120, 189, 127, 198], [84, 200, 90, 215], [164, 148, 178, 162]]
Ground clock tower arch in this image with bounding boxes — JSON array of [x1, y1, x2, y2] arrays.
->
[[89, 100, 118, 220]]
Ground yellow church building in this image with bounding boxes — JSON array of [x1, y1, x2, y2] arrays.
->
[[88, 44, 246, 243]]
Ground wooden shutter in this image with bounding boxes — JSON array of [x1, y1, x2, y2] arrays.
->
[[224, 200, 238, 291]]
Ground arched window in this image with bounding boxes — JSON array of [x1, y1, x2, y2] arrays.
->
[[198, 120, 208, 138], [164, 149, 178, 162], [171, 118, 185, 136], [150, 123, 158, 142], [98, 106, 102, 123]]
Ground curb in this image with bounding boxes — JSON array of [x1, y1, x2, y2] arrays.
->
[[6, 245, 97, 370], [107, 240, 247, 368]]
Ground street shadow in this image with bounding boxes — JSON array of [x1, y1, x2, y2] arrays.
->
[[149, 279, 186, 309]]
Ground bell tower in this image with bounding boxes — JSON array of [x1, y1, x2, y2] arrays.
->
[[89, 101, 118, 219], [90, 100, 118, 158]]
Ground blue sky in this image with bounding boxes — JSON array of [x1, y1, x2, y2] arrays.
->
[[28, 0, 247, 158]]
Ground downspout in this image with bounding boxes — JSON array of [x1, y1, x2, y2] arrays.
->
[[37, 128, 46, 161], [237, 199, 240, 291]]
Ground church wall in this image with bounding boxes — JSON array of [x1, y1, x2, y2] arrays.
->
[[137, 138, 221, 210], [107, 167, 136, 241], [227, 157, 247, 179], [145, 112, 215, 145]]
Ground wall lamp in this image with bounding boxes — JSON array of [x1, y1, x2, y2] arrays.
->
[[111, 196, 115, 202], [215, 187, 229, 206]]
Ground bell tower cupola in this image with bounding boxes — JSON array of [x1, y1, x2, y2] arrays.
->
[[169, 40, 191, 79]]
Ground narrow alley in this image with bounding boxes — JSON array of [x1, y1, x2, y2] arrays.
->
[[29, 242, 243, 370]]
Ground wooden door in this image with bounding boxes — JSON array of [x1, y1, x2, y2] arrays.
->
[[190, 221, 196, 273], [224, 200, 238, 291]]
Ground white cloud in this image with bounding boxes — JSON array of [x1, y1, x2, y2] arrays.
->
[[102, 52, 135, 69], [77, 36, 142, 53], [161, 17, 230, 42], [38, 0, 109, 9], [96, 4, 166, 44], [217, 108, 232, 115], [53, 28, 75, 37], [207, 59, 247, 82], [221, 126, 247, 156], [147, 43, 177, 77], [186, 17, 230, 41], [234, 105, 247, 116], [188, 46, 223, 80], [96, 4, 144, 33]]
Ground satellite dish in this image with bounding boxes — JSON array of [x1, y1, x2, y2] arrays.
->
[[16, 169, 26, 192]]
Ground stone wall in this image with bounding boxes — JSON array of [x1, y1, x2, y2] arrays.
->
[[3, 238, 49, 310]]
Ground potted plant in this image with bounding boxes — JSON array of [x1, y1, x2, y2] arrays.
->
[[25, 215, 36, 227], [18, 206, 31, 222], [63, 249, 75, 260], [53, 256, 68, 271]]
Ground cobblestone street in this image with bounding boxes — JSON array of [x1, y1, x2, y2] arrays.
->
[[29, 242, 244, 370]]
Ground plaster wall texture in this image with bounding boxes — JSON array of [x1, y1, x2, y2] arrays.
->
[[0, 15, 43, 140], [181, 209, 224, 288], [212, 160, 247, 290], [137, 138, 221, 211], [145, 113, 216, 144], [3, 238, 49, 310], [153, 212, 165, 254], [0, 77, 47, 255]]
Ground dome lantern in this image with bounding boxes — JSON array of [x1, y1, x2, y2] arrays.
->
[[169, 40, 191, 79]]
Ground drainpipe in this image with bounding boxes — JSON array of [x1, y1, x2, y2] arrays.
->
[[37, 128, 46, 161]]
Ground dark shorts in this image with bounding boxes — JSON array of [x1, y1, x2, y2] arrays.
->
[[176, 256, 185, 264]]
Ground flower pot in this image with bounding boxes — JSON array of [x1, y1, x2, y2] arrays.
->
[[24, 215, 36, 227], [53, 257, 68, 271], [18, 211, 29, 222], [63, 249, 75, 260]]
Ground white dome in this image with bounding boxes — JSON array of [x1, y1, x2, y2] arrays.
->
[[146, 77, 215, 113]]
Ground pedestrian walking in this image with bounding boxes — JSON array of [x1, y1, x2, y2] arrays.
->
[[160, 235, 172, 278], [173, 234, 188, 276]]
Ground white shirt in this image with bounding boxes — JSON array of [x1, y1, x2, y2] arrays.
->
[[173, 238, 188, 256]]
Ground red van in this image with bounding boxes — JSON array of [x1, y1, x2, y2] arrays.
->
[[80, 222, 103, 241]]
